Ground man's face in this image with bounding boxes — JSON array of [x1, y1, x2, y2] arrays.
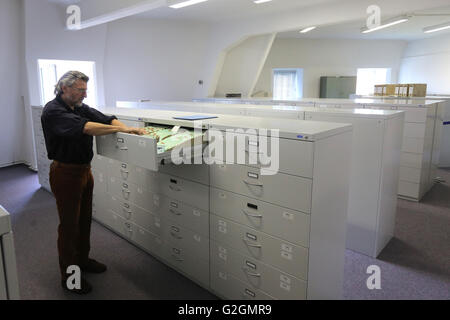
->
[[62, 79, 87, 107]]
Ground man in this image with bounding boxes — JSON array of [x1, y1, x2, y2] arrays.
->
[[41, 71, 146, 295]]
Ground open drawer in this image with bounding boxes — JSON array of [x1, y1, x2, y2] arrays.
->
[[96, 123, 206, 171]]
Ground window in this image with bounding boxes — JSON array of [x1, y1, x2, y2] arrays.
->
[[38, 59, 97, 107], [356, 68, 391, 96], [273, 68, 303, 100]]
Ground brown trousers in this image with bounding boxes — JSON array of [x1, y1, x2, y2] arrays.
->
[[49, 161, 94, 278]]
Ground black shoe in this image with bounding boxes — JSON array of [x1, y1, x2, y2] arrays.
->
[[80, 259, 107, 274], [61, 277, 92, 295]]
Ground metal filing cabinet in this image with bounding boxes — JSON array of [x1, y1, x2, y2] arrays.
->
[[0, 206, 20, 300], [92, 116, 212, 289], [305, 109, 404, 258], [206, 116, 352, 300], [31, 106, 51, 192], [362, 100, 439, 201], [32, 107, 352, 300], [115, 103, 405, 259]]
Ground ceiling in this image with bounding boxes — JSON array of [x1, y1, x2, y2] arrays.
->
[[49, 0, 343, 22], [277, 6, 450, 41], [135, 0, 340, 22]]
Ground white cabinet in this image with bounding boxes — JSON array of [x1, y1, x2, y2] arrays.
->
[[363, 102, 438, 201], [305, 111, 404, 258], [32, 107, 352, 300], [31, 106, 51, 192], [0, 206, 20, 300]]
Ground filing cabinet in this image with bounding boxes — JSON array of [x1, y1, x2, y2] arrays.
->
[[0, 206, 20, 300], [32, 106, 352, 300]]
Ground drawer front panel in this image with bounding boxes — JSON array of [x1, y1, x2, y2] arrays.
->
[[210, 188, 310, 247], [159, 173, 209, 211], [106, 159, 160, 191], [109, 194, 163, 236], [163, 243, 210, 288], [210, 164, 312, 213], [211, 242, 307, 300], [108, 177, 161, 211], [159, 196, 209, 235], [159, 164, 209, 185], [96, 133, 159, 171], [399, 166, 422, 184], [210, 215, 308, 280], [163, 221, 209, 259], [111, 212, 164, 257], [208, 132, 314, 178], [402, 137, 425, 154], [210, 263, 275, 300], [398, 180, 420, 199], [403, 122, 426, 138], [400, 152, 423, 169]]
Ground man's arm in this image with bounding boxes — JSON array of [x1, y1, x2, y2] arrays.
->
[[83, 122, 146, 137]]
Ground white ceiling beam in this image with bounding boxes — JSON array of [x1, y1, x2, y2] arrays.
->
[[67, 0, 168, 30]]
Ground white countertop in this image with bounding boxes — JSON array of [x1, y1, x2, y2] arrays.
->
[[103, 107, 352, 141]]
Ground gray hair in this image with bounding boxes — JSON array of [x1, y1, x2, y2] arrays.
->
[[54, 71, 89, 95]]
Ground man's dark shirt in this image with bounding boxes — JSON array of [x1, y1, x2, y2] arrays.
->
[[41, 95, 117, 164]]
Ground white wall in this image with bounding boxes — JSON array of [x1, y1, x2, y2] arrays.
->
[[254, 38, 407, 98], [103, 18, 211, 106], [214, 33, 275, 98], [0, 0, 25, 167], [399, 34, 450, 94], [23, 0, 108, 169], [201, 0, 449, 98]]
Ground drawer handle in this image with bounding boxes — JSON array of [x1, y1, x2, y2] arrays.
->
[[122, 189, 131, 200], [242, 210, 263, 219], [243, 267, 261, 278], [169, 209, 182, 216], [245, 149, 264, 155], [243, 238, 262, 248], [120, 170, 129, 179], [171, 255, 184, 262], [243, 180, 263, 187], [122, 209, 132, 219], [169, 185, 182, 192], [170, 232, 183, 240]]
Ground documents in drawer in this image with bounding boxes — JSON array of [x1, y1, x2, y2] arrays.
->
[[210, 214, 309, 280], [210, 188, 310, 247], [211, 241, 307, 300]]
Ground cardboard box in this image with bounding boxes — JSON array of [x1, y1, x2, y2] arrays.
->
[[408, 84, 427, 97]]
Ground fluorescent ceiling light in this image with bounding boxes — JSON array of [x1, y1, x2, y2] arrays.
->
[[423, 21, 450, 33], [361, 15, 409, 33], [254, 0, 273, 3], [300, 26, 317, 33], [168, 0, 209, 9]]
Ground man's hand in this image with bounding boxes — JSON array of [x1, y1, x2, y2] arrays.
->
[[122, 127, 146, 136]]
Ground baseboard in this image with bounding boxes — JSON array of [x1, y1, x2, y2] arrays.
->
[[0, 161, 37, 172]]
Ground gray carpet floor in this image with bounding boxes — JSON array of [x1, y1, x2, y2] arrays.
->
[[1, 164, 449, 300]]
